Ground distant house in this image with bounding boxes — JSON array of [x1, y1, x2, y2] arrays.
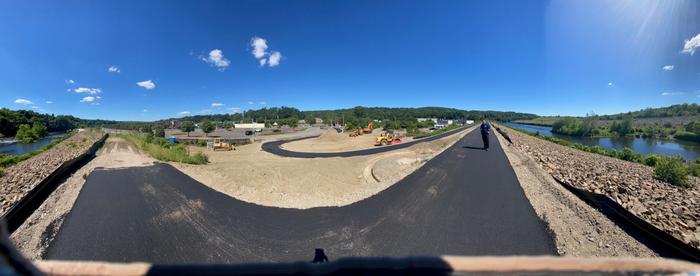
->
[[466, 120, 475, 125], [417, 118, 438, 124]]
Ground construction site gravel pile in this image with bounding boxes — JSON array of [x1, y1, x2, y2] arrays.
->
[[281, 128, 414, 153], [0, 129, 103, 216], [504, 127, 700, 250]]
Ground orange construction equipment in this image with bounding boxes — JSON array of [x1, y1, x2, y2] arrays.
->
[[362, 122, 373, 134]]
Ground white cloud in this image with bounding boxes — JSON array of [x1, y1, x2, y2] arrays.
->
[[178, 111, 191, 115], [80, 96, 96, 102], [74, 87, 102, 94], [31, 105, 39, 109], [227, 107, 241, 112], [607, 82, 613, 86], [662, 65, 674, 71], [259, 101, 267, 105], [682, 33, 700, 55], [137, 80, 155, 90], [45, 101, 53, 104], [197, 109, 212, 114], [14, 98, 33, 105], [250, 37, 283, 67], [250, 37, 268, 59], [211, 102, 225, 107], [66, 79, 75, 84], [108, 66, 121, 73], [268, 51, 281, 67], [202, 49, 231, 71], [143, 109, 149, 112], [247, 101, 254, 105], [661, 91, 684, 96]]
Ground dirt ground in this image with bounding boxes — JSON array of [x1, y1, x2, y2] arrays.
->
[[11, 137, 154, 260], [171, 127, 471, 209], [281, 128, 415, 153], [493, 130, 657, 258]]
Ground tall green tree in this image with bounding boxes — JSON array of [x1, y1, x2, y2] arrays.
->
[[201, 120, 215, 136], [181, 121, 195, 137]]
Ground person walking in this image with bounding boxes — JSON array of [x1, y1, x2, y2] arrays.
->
[[480, 119, 491, 150]]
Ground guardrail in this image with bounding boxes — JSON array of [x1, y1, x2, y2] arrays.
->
[[0, 133, 108, 233]]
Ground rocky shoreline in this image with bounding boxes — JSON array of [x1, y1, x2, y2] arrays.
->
[[0, 129, 104, 216], [500, 126, 700, 250]]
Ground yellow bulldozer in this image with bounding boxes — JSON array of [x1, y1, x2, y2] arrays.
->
[[374, 132, 402, 146], [211, 138, 234, 151]]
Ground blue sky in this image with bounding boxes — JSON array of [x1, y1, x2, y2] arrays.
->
[[1, 0, 699, 121]]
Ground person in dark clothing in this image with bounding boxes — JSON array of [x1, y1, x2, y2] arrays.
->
[[312, 248, 329, 263], [480, 120, 491, 150]]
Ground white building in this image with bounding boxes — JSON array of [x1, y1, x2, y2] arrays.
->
[[417, 118, 438, 123], [234, 123, 265, 131]]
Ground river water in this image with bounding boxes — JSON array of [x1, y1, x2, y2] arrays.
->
[[0, 134, 63, 156], [505, 123, 700, 161]]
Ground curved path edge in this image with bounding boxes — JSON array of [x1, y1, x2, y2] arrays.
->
[[262, 126, 472, 158]]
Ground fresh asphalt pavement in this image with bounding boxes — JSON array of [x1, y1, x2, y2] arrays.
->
[[45, 129, 557, 263], [261, 126, 467, 158]]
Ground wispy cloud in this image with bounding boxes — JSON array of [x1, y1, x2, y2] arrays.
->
[[74, 87, 102, 94], [14, 98, 33, 105], [661, 91, 684, 96], [227, 107, 241, 113], [143, 109, 149, 112], [178, 111, 191, 116], [662, 65, 674, 71], [247, 101, 254, 105], [258, 101, 267, 105], [607, 82, 613, 86], [197, 109, 212, 114], [45, 101, 53, 104], [682, 33, 700, 55], [108, 66, 121, 73], [211, 102, 225, 107], [80, 96, 97, 102], [137, 80, 156, 90], [202, 49, 231, 71], [65, 79, 75, 84]]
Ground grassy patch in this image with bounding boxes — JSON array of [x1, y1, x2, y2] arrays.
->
[[0, 131, 75, 176], [120, 134, 208, 165]]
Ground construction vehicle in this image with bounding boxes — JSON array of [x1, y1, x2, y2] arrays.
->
[[362, 122, 373, 134], [374, 131, 402, 146], [211, 138, 234, 151], [348, 129, 361, 137]]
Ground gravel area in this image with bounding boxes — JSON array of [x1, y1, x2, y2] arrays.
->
[[493, 130, 656, 257], [499, 125, 700, 251], [0, 129, 103, 216]]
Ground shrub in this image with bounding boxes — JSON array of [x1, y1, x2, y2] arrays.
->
[[654, 156, 690, 187], [620, 147, 642, 162], [689, 161, 700, 177], [643, 154, 660, 166]]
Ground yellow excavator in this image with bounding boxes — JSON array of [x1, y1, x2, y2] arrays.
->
[[374, 132, 402, 146], [212, 138, 234, 151]]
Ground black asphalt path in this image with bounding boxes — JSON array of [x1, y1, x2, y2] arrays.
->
[[45, 129, 556, 263], [261, 126, 467, 158]]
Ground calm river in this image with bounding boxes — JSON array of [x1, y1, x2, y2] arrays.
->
[[505, 123, 700, 161], [0, 134, 63, 156]]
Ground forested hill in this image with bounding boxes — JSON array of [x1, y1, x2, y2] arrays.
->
[[0, 106, 537, 138], [169, 106, 538, 125], [0, 108, 147, 138], [601, 104, 700, 120]]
